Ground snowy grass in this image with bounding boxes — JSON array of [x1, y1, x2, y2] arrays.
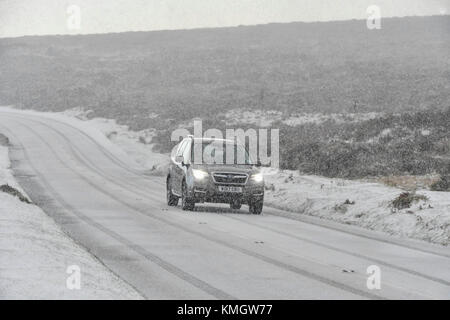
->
[[224, 109, 384, 127], [262, 168, 450, 246], [81, 117, 170, 176]]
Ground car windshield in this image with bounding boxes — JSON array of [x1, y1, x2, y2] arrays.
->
[[191, 140, 253, 165]]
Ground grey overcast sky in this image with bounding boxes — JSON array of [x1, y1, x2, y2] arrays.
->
[[0, 0, 449, 38]]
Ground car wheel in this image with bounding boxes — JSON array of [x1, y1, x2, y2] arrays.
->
[[181, 180, 195, 211], [166, 176, 179, 206], [249, 200, 263, 215], [230, 202, 242, 210]]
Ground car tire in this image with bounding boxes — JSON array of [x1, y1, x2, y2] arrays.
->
[[230, 202, 242, 210], [166, 176, 179, 206], [181, 180, 195, 211], [249, 200, 263, 215]]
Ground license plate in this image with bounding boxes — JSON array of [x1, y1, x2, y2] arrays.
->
[[218, 186, 243, 193]]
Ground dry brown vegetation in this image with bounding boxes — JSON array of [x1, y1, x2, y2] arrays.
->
[[374, 175, 441, 190]]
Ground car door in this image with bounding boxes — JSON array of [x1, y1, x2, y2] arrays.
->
[[173, 139, 187, 195], [169, 141, 180, 192], [181, 139, 192, 185]]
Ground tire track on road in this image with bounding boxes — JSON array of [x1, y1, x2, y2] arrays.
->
[[0, 122, 236, 300], [5, 116, 384, 300], [225, 215, 450, 287], [9, 111, 449, 260], [12, 115, 450, 288]]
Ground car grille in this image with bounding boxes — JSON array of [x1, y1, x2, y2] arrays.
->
[[212, 172, 248, 185]]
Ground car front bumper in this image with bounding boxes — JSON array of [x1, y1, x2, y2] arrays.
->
[[189, 179, 264, 205]]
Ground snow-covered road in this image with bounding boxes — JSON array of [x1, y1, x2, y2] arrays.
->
[[0, 110, 449, 299], [0, 132, 142, 299]]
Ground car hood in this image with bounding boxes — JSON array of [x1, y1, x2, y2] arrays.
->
[[193, 164, 258, 175]]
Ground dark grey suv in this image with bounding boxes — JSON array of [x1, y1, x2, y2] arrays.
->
[[166, 136, 264, 214]]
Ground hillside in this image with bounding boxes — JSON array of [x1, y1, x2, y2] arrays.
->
[[0, 16, 449, 129], [0, 16, 449, 179]]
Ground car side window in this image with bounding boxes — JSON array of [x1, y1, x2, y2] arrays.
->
[[176, 140, 187, 159], [182, 140, 192, 163]]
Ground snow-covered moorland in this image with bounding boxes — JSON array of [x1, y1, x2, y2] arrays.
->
[[60, 108, 450, 246], [1, 107, 449, 246], [224, 109, 384, 127], [0, 132, 142, 299]]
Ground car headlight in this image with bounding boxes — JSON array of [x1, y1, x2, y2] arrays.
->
[[192, 169, 209, 180], [251, 172, 264, 183]]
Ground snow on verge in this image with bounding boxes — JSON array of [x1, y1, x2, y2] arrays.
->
[[263, 169, 450, 246], [0, 135, 142, 299]]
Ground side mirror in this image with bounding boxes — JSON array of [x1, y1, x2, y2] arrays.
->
[[175, 155, 184, 164]]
